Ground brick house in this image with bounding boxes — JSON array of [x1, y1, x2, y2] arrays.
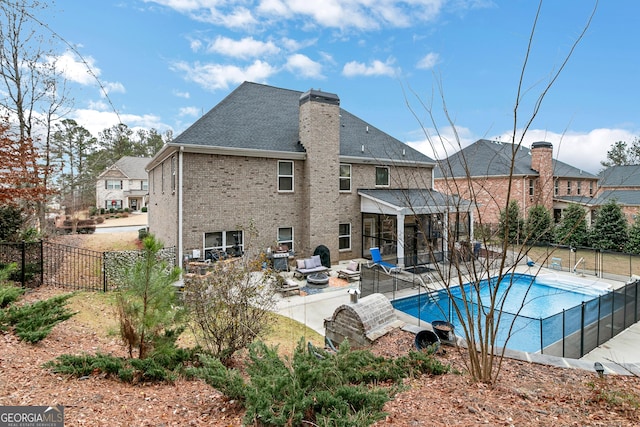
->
[[595, 165, 640, 223], [433, 139, 599, 227], [96, 156, 150, 212], [146, 82, 471, 267]]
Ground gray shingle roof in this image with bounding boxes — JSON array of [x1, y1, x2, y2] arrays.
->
[[592, 190, 640, 206], [599, 165, 640, 187], [434, 139, 596, 179], [100, 156, 150, 179], [358, 188, 471, 211], [171, 81, 433, 164]]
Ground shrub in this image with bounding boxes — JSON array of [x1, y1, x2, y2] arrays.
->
[[100, 208, 105, 215], [141, 206, 148, 213], [193, 339, 450, 426], [1, 293, 76, 343]]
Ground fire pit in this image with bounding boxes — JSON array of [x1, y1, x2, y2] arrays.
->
[[306, 272, 329, 288]]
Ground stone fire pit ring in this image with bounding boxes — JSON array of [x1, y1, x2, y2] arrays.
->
[[306, 272, 330, 288]]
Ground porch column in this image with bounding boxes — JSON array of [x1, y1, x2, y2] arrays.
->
[[397, 213, 405, 267]]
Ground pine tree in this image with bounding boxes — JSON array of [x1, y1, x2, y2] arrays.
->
[[525, 205, 553, 244], [590, 200, 628, 251], [554, 203, 589, 247], [498, 200, 524, 244]]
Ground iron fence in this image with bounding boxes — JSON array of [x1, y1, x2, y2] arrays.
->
[[0, 240, 176, 292]]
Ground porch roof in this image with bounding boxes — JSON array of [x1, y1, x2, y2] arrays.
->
[[358, 188, 472, 216]]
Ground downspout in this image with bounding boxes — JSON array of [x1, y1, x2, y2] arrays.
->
[[178, 146, 184, 268]]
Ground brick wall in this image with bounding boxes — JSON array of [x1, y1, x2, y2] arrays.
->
[[299, 92, 341, 262]]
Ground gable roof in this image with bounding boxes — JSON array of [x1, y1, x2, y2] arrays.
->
[[434, 139, 596, 179], [599, 165, 640, 187], [98, 156, 150, 180], [151, 81, 433, 167]]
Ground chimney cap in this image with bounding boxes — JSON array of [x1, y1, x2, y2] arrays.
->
[[531, 141, 553, 149], [299, 88, 340, 106]]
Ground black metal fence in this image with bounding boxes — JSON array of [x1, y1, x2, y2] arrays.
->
[[362, 261, 640, 358], [540, 280, 640, 358], [0, 240, 176, 292]]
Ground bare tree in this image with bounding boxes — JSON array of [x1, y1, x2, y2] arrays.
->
[[388, 1, 598, 384], [0, 0, 73, 231]]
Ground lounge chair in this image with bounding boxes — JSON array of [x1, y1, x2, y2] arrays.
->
[[338, 260, 360, 281], [369, 247, 401, 274]]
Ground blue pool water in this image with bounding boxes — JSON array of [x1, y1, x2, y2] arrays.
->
[[392, 273, 610, 353]]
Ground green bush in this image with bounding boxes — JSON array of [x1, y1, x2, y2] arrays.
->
[[141, 206, 148, 213], [193, 339, 450, 426], [1, 293, 76, 343]]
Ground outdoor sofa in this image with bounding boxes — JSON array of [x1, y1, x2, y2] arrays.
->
[[294, 255, 329, 278]]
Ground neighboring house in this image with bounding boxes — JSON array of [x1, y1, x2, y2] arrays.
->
[[433, 139, 599, 226], [146, 82, 471, 267], [96, 156, 150, 211], [595, 165, 640, 223]]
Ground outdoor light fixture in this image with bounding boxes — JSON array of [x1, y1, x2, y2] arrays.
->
[[594, 362, 605, 377]]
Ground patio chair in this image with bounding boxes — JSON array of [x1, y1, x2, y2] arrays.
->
[[338, 260, 361, 281], [369, 247, 401, 274]]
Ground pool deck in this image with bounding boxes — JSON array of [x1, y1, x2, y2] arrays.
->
[[274, 264, 640, 376]]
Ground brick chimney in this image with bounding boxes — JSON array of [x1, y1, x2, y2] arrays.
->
[[298, 89, 340, 261], [530, 141, 553, 212]]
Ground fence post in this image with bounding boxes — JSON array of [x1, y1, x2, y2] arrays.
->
[[562, 309, 566, 358], [20, 241, 26, 287], [102, 252, 107, 292], [539, 318, 543, 354], [40, 240, 44, 287], [580, 302, 585, 358]]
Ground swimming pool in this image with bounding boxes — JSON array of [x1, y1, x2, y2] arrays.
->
[[392, 273, 611, 353]]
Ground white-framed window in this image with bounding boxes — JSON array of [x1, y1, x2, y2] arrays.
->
[[528, 179, 534, 197], [375, 166, 389, 187], [577, 181, 582, 195], [105, 179, 122, 190], [339, 223, 351, 251], [339, 163, 351, 192], [554, 180, 558, 196], [203, 230, 244, 260], [589, 181, 594, 195], [105, 199, 122, 210], [142, 180, 148, 191], [277, 227, 294, 252], [567, 180, 572, 195], [278, 160, 294, 192]]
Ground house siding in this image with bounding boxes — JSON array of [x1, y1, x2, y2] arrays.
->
[[148, 156, 179, 249]]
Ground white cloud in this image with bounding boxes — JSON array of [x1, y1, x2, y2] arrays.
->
[[416, 52, 440, 70], [173, 90, 191, 99], [406, 125, 475, 161], [146, 0, 447, 30], [498, 128, 638, 175], [342, 58, 397, 77], [72, 108, 169, 137], [207, 36, 280, 59], [171, 59, 277, 91], [102, 81, 126, 95], [53, 51, 99, 85], [179, 106, 200, 116], [285, 54, 324, 78]]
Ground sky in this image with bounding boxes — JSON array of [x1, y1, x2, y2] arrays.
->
[[35, 0, 639, 175]]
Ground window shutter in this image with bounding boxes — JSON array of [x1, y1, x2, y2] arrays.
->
[[105, 180, 107, 189]]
